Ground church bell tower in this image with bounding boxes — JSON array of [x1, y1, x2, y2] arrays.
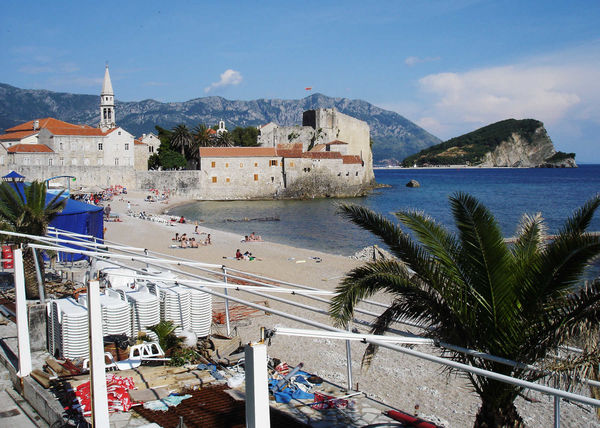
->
[[99, 65, 116, 131]]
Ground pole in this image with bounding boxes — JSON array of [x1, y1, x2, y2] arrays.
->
[[245, 342, 270, 428], [14, 249, 32, 377], [88, 280, 109, 427], [346, 324, 353, 391], [31, 247, 45, 303], [554, 396, 560, 428], [222, 267, 231, 336]]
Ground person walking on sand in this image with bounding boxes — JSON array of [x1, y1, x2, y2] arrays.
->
[[104, 204, 111, 219]]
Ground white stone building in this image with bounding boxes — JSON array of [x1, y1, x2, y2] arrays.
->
[[0, 66, 152, 184]]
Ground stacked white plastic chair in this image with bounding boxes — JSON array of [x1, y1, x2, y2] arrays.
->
[[189, 287, 212, 337], [78, 289, 131, 336], [153, 281, 191, 333], [47, 297, 89, 359], [125, 285, 160, 337]]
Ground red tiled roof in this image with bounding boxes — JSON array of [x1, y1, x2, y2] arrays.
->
[[4, 117, 108, 137], [310, 144, 326, 152], [207, 129, 217, 135], [275, 143, 303, 158], [326, 139, 348, 145], [199, 147, 277, 158], [342, 155, 362, 164], [134, 139, 146, 145], [7, 144, 54, 153], [302, 151, 343, 160], [0, 130, 37, 141]]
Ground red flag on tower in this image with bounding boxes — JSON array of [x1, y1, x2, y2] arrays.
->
[[305, 87, 312, 90]]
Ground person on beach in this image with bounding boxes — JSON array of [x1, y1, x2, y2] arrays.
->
[[236, 249, 243, 260], [205, 234, 211, 245], [190, 238, 198, 248], [173, 233, 179, 241], [104, 204, 111, 219], [194, 225, 199, 234], [179, 216, 186, 224], [181, 233, 187, 242], [180, 238, 187, 248]]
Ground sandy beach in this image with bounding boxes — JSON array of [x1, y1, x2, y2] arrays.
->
[[103, 191, 599, 428]]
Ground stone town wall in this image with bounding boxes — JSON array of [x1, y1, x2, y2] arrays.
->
[[1, 166, 137, 189]]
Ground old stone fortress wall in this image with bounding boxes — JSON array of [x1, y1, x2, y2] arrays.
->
[[0, 67, 374, 200]]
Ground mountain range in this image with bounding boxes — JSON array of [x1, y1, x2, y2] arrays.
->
[[0, 83, 440, 163]]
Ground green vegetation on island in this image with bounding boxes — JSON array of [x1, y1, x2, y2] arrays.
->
[[402, 119, 543, 166], [545, 151, 576, 163]]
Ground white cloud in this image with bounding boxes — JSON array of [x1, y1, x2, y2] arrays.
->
[[204, 69, 243, 93], [413, 45, 600, 145], [405, 56, 441, 67]]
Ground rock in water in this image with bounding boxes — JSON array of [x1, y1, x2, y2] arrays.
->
[[406, 179, 420, 188]]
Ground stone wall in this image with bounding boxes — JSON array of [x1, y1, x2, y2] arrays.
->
[[2, 166, 137, 189], [135, 171, 204, 197]]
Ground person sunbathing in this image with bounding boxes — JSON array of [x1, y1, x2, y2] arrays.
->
[[173, 233, 180, 241], [180, 238, 188, 248], [204, 234, 211, 245], [190, 238, 198, 248]]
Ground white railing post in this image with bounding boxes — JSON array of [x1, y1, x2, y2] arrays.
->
[[245, 342, 270, 428], [88, 279, 109, 427], [14, 248, 32, 377], [222, 266, 231, 336], [346, 324, 353, 391]]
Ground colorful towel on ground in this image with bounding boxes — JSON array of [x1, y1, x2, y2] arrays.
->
[[75, 374, 135, 414]]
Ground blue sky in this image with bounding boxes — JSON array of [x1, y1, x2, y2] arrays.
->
[[1, 1, 599, 161]]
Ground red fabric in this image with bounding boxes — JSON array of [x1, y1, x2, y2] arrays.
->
[[75, 375, 135, 414], [312, 392, 348, 410], [385, 410, 438, 428]]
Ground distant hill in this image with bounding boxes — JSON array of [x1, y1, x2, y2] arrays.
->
[[402, 119, 576, 168], [0, 83, 440, 162]]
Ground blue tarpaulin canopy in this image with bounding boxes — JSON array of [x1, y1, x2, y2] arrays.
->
[[6, 181, 104, 261], [2, 171, 26, 181]]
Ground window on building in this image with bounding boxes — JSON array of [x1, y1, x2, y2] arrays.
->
[[60, 142, 64, 150], [240, 163, 243, 168], [117, 130, 120, 135], [356, 171, 359, 176], [72, 159, 78, 166], [290, 161, 294, 167], [254, 174, 259, 181], [103, 109, 107, 120], [254, 162, 258, 167], [226, 177, 230, 183], [48, 158, 53, 166], [270, 160, 278, 166], [271, 176, 274, 182], [225, 163, 229, 168], [109, 110, 112, 120], [98, 159, 103, 166], [212, 176, 217, 183], [211, 161, 216, 168], [115, 158, 119, 166], [125, 143, 129, 151], [98, 143, 103, 151], [149, 146, 154, 153], [60, 158, 64, 166], [23, 157, 30, 165]]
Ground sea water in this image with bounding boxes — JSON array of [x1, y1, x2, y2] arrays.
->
[[171, 165, 600, 277]]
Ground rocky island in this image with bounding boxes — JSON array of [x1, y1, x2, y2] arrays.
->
[[402, 119, 577, 168]]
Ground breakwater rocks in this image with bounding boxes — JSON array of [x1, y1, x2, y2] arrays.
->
[[350, 245, 395, 261]]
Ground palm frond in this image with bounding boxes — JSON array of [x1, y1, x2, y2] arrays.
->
[[449, 192, 518, 331], [558, 194, 600, 236]]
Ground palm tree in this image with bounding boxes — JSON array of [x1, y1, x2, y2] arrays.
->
[[0, 181, 67, 299], [330, 193, 600, 427], [170, 124, 193, 157], [192, 124, 213, 148], [215, 131, 233, 147]]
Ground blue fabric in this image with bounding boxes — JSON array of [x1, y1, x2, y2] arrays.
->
[[2, 171, 25, 179], [6, 182, 104, 261], [268, 379, 314, 403]]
